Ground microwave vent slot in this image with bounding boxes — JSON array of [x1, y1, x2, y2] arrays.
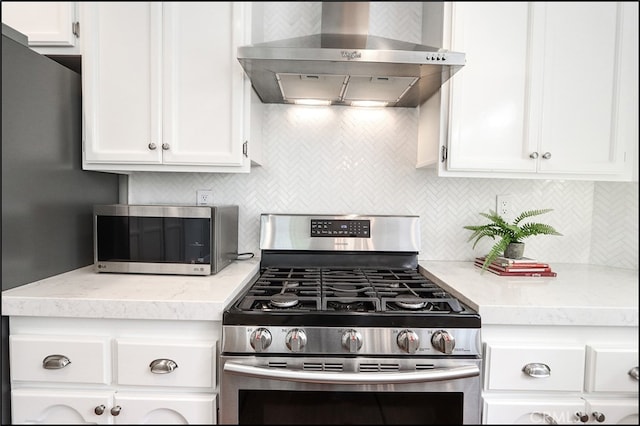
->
[[268, 361, 288, 369]]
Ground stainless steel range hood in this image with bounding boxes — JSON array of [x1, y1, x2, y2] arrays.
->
[[238, 2, 465, 107]]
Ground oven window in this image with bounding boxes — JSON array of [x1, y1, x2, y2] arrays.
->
[[238, 390, 463, 425]]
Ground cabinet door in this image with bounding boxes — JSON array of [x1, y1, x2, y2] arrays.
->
[[114, 392, 216, 424], [83, 2, 163, 165], [12, 389, 112, 424], [446, 2, 536, 173], [1, 2, 77, 47], [438, 2, 636, 181], [483, 395, 586, 424], [584, 398, 639, 425], [530, 2, 628, 176], [162, 2, 245, 167]]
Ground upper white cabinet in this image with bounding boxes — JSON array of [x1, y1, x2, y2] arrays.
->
[[418, 2, 638, 181], [82, 2, 262, 173], [1, 2, 80, 54]]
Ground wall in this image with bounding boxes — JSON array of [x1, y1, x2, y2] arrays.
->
[[128, 2, 639, 270], [1, 27, 121, 424]]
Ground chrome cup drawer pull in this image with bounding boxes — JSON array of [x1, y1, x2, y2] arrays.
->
[[522, 362, 551, 378], [149, 358, 178, 374], [42, 354, 71, 369]]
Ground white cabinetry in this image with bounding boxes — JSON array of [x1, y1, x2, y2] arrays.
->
[[418, 2, 639, 181], [481, 325, 639, 424], [9, 317, 219, 424], [0, 2, 80, 54], [82, 2, 262, 173]]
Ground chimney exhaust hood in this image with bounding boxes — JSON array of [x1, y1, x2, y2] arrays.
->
[[238, 2, 465, 108]]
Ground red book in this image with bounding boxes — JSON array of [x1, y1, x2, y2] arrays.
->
[[474, 261, 552, 273], [474, 262, 557, 277]]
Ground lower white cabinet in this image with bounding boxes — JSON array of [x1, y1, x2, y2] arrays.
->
[[483, 395, 587, 424], [482, 325, 639, 424], [583, 398, 639, 425], [8, 317, 220, 425], [11, 389, 215, 424]]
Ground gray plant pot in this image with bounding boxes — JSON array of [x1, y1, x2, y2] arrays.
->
[[504, 242, 525, 259]]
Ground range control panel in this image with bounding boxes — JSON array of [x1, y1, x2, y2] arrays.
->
[[310, 219, 370, 238]]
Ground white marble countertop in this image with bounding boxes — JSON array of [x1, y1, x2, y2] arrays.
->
[[3, 259, 637, 328], [418, 261, 639, 327], [1, 258, 260, 321]]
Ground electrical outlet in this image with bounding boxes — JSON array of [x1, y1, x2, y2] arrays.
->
[[196, 190, 214, 206], [496, 194, 512, 217]]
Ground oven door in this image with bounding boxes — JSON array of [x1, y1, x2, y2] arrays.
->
[[219, 355, 481, 425]]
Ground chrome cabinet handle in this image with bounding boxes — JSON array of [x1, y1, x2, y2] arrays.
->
[[629, 366, 639, 380], [161, 143, 170, 150], [150, 358, 178, 374], [94, 405, 105, 415], [148, 143, 157, 150], [575, 412, 589, 423], [110, 406, 121, 416], [522, 363, 551, 378], [592, 412, 605, 423], [529, 152, 539, 159], [42, 354, 71, 369], [542, 152, 552, 159]]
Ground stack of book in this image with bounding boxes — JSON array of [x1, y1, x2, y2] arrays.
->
[[474, 256, 557, 277]]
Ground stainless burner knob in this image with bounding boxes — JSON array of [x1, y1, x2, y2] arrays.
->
[[397, 329, 420, 354], [249, 328, 272, 352], [285, 328, 307, 352], [431, 330, 455, 354], [341, 329, 363, 353]]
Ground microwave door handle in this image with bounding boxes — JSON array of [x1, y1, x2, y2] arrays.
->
[[223, 362, 479, 385]]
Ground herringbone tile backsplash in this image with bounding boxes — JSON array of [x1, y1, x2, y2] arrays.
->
[[128, 2, 638, 270]]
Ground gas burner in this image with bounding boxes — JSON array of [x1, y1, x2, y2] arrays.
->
[[393, 296, 428, 310], [270, 293, 299, 308]]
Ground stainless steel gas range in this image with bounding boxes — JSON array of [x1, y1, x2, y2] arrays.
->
[[219, 214, 482, 425]]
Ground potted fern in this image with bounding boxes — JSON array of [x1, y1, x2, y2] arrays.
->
[[464, 209, 562, 271]]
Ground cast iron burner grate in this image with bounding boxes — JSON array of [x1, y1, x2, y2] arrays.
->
[[235, 267, 463, 313]]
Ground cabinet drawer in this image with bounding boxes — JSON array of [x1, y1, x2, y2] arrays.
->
[[116, 339, 216, 388], [485, 342, 585, 391], [9, 335, 110, 384], [585, 345, 639, 393]]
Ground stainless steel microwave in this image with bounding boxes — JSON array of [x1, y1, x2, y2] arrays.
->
[[93, 204, 238, 276]]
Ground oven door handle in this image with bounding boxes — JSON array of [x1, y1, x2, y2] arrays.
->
[[223, 362, 479, 384]]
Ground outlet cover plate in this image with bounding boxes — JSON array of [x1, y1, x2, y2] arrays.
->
[[197, 190, 214, 206]]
